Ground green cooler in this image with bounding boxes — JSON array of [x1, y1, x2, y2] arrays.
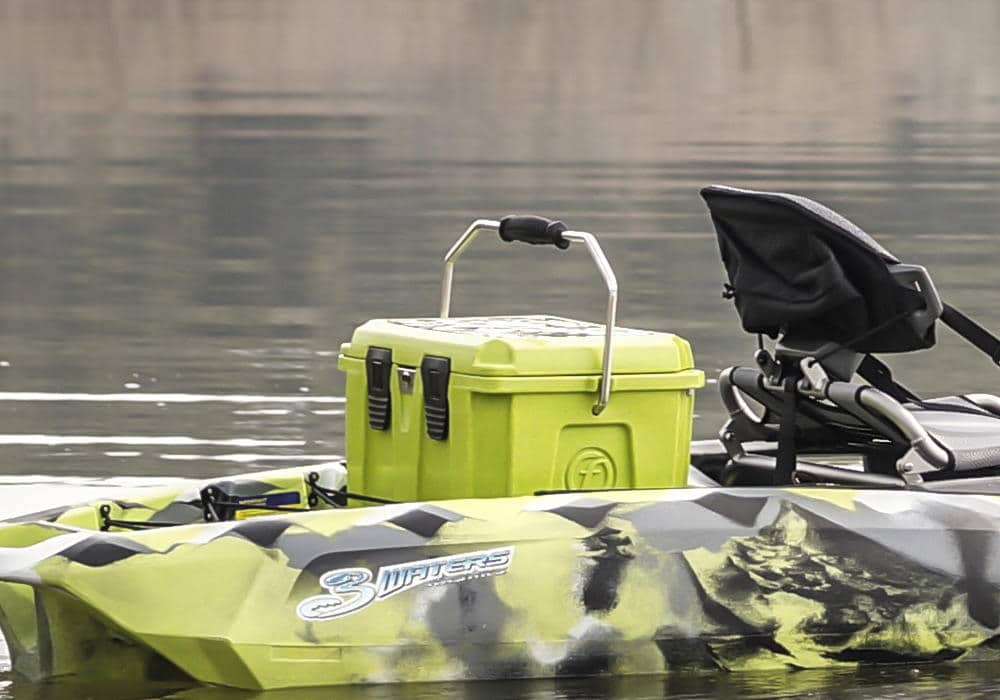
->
[[338, 216, 705, 502]]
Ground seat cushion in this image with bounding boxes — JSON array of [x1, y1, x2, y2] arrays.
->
[[908, 396, 1000, 471]]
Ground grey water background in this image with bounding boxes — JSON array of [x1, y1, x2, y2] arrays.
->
[[2, 0, 1000, 697]]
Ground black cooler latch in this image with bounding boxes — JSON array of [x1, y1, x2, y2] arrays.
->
[[365, 346, 393, 430], [421, 355, 451, 440]]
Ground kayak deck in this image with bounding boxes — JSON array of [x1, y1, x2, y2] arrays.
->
[[3, 481, 1000, 689]]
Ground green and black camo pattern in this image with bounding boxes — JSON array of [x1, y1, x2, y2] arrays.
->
[[2, 482, 1000, 690]]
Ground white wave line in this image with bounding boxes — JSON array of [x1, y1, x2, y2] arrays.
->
[[232, 409, 292, 416], [0, 475, 190, 487], [0, 392, 345, 404], [0, 435, 304, 447], [158, 453, 344, 463]]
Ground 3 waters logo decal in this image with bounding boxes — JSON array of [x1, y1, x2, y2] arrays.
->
[[297, 546, 515, 621]]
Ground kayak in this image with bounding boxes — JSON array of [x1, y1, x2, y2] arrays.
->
[[5, 478, 1000, 689], [3, 190, 1000, 690]]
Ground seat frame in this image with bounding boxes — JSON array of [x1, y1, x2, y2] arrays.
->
[[716, 355, 1000, 488]]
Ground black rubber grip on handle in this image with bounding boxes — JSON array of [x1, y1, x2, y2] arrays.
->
[[498, 215, 570, 249]]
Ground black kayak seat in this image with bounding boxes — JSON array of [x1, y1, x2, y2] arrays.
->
[[702, 185, 1000, 483], [702, 184, 942, 354]]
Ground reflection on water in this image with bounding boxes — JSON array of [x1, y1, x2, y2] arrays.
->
[[7, 664, 1000, 700], [3, 0, 1000, 478], [3, 0, 1000, 697]]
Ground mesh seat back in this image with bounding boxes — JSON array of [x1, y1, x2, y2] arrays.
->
[[702, 185, 936, 353]]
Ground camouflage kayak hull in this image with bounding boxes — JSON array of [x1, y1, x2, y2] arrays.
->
[[3, 483, 1000, 690]]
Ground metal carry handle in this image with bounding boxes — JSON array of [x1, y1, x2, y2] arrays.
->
[[438, 216, 619, 415]]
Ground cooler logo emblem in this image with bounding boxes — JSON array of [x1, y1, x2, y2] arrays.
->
[[296, 546, 514, 621], [565, 447, 616, 489]]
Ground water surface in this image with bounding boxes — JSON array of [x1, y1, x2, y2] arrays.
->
[[3, 1, 1000, 697]]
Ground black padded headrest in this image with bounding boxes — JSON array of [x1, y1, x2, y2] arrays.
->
[[701, 185, 936, 353]]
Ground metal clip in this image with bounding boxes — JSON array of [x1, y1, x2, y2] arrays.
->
[[755, 349, 782, 388], [798, 357, 829, 397], [397, 366, 416, 394]]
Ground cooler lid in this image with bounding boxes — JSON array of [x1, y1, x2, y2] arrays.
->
[[340, 315, 694, 377]]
